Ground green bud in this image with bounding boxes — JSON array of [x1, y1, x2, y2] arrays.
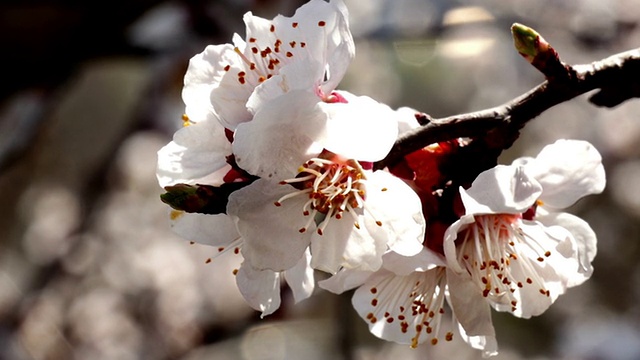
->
[[511, 23, 540, 60], [161, 181, 251, 215]]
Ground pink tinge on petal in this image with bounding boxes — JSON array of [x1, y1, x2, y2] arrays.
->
[[324, 91, 348, 103]]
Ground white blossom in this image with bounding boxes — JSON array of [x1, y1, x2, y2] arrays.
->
[[227, 157, 425, 274], [444, 140, 605, 320], [183, 0, 354, 130], [320, 250, 498, 355], [168, 211, 314, 317]]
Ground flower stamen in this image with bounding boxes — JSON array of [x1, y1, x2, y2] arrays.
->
[[278, 156, 369, 233], [356, 268, 451, 349], [458, 214, 556, 313]]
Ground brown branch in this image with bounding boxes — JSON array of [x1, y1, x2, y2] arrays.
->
[[375, 47, 640, 170]]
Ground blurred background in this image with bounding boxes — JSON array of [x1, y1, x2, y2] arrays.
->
[[1, 0, 639, 359]]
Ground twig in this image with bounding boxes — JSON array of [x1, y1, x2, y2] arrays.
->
[[375, 46, 640, 170]]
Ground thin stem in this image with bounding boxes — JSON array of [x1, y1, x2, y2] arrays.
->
[[375, 48, 640, 170]]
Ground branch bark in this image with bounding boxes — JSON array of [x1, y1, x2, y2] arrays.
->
[[375, 48, 640, 170]]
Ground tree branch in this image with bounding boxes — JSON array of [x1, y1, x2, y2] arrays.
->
[[375, 47, 640, 170]]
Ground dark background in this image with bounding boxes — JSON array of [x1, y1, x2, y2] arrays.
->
[[1, 0, 639, 359]]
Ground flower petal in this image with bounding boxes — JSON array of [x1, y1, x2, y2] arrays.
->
[[456, 322, 499, 357], [442, 215, 477, 274], [283, 249, 315, 303], [271, 0, 354, 95], [185, 43, 253, 129], [169, 211, 238, 247], [352, 268, 449, 347], [318, 267, 373, 294], [156, 119, 231, 187], [497, 222, 579, 318], [445, 268, 496, 338], [524, 139, 606, 209], [236, 261, 282, 317], [395, 106, 421, 135], [242, 0, 355, 116], [232, 90, 327, 179], [228, 179, 313, 271], [381, 249, 445, 276], [310, 210, 386, 274], [364, 171, 425, 257], [246, 57, 322, 114], [535, 212, 597, 287], [319, 92, 398, 162], [461, 165, 542, 215]]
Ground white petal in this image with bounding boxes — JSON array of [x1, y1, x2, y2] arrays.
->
[[236, 261, 282, 317], [228, 179, 313, 271], [240, 15, 320, 113], [501, 222, 579, 318], [319, 93, 398, 162], [456, 322, 499, 357], [156, 119, 231, 187], [310, 210, 386, 274], [381, 249, 445, 276], [232, 90, 327, 180], [445, 269, 496, 338], [271, 0, 354, 95], [526, 139, 606, 209], [169, 211, 238, 247], [395, 106, 422, 135], [182, 44, 228, 123], [364, 171, 425, 257], [184, 44, 253, 128], [461, 165, 542, 215], [352, 268, 449, 347], [283, 249, 315, 303], [320, 35, 354, 96], [243, 0, 354, 112], [318, 267, 373, 294], [246, 58, 322, 114], [442, 215, 477, 274], [536, 212, 597, 287], [242, 12, 274, 49], [446, 214, 583, 319]]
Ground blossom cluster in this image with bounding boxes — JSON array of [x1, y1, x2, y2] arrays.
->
[[156, 0, 605, 356]]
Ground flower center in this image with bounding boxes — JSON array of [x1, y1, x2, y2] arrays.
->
[[457, 214, 553, 313], [274, 156, 373, 235]]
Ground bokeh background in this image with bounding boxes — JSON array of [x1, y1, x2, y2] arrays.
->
[[1, 0, 640, 359]]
